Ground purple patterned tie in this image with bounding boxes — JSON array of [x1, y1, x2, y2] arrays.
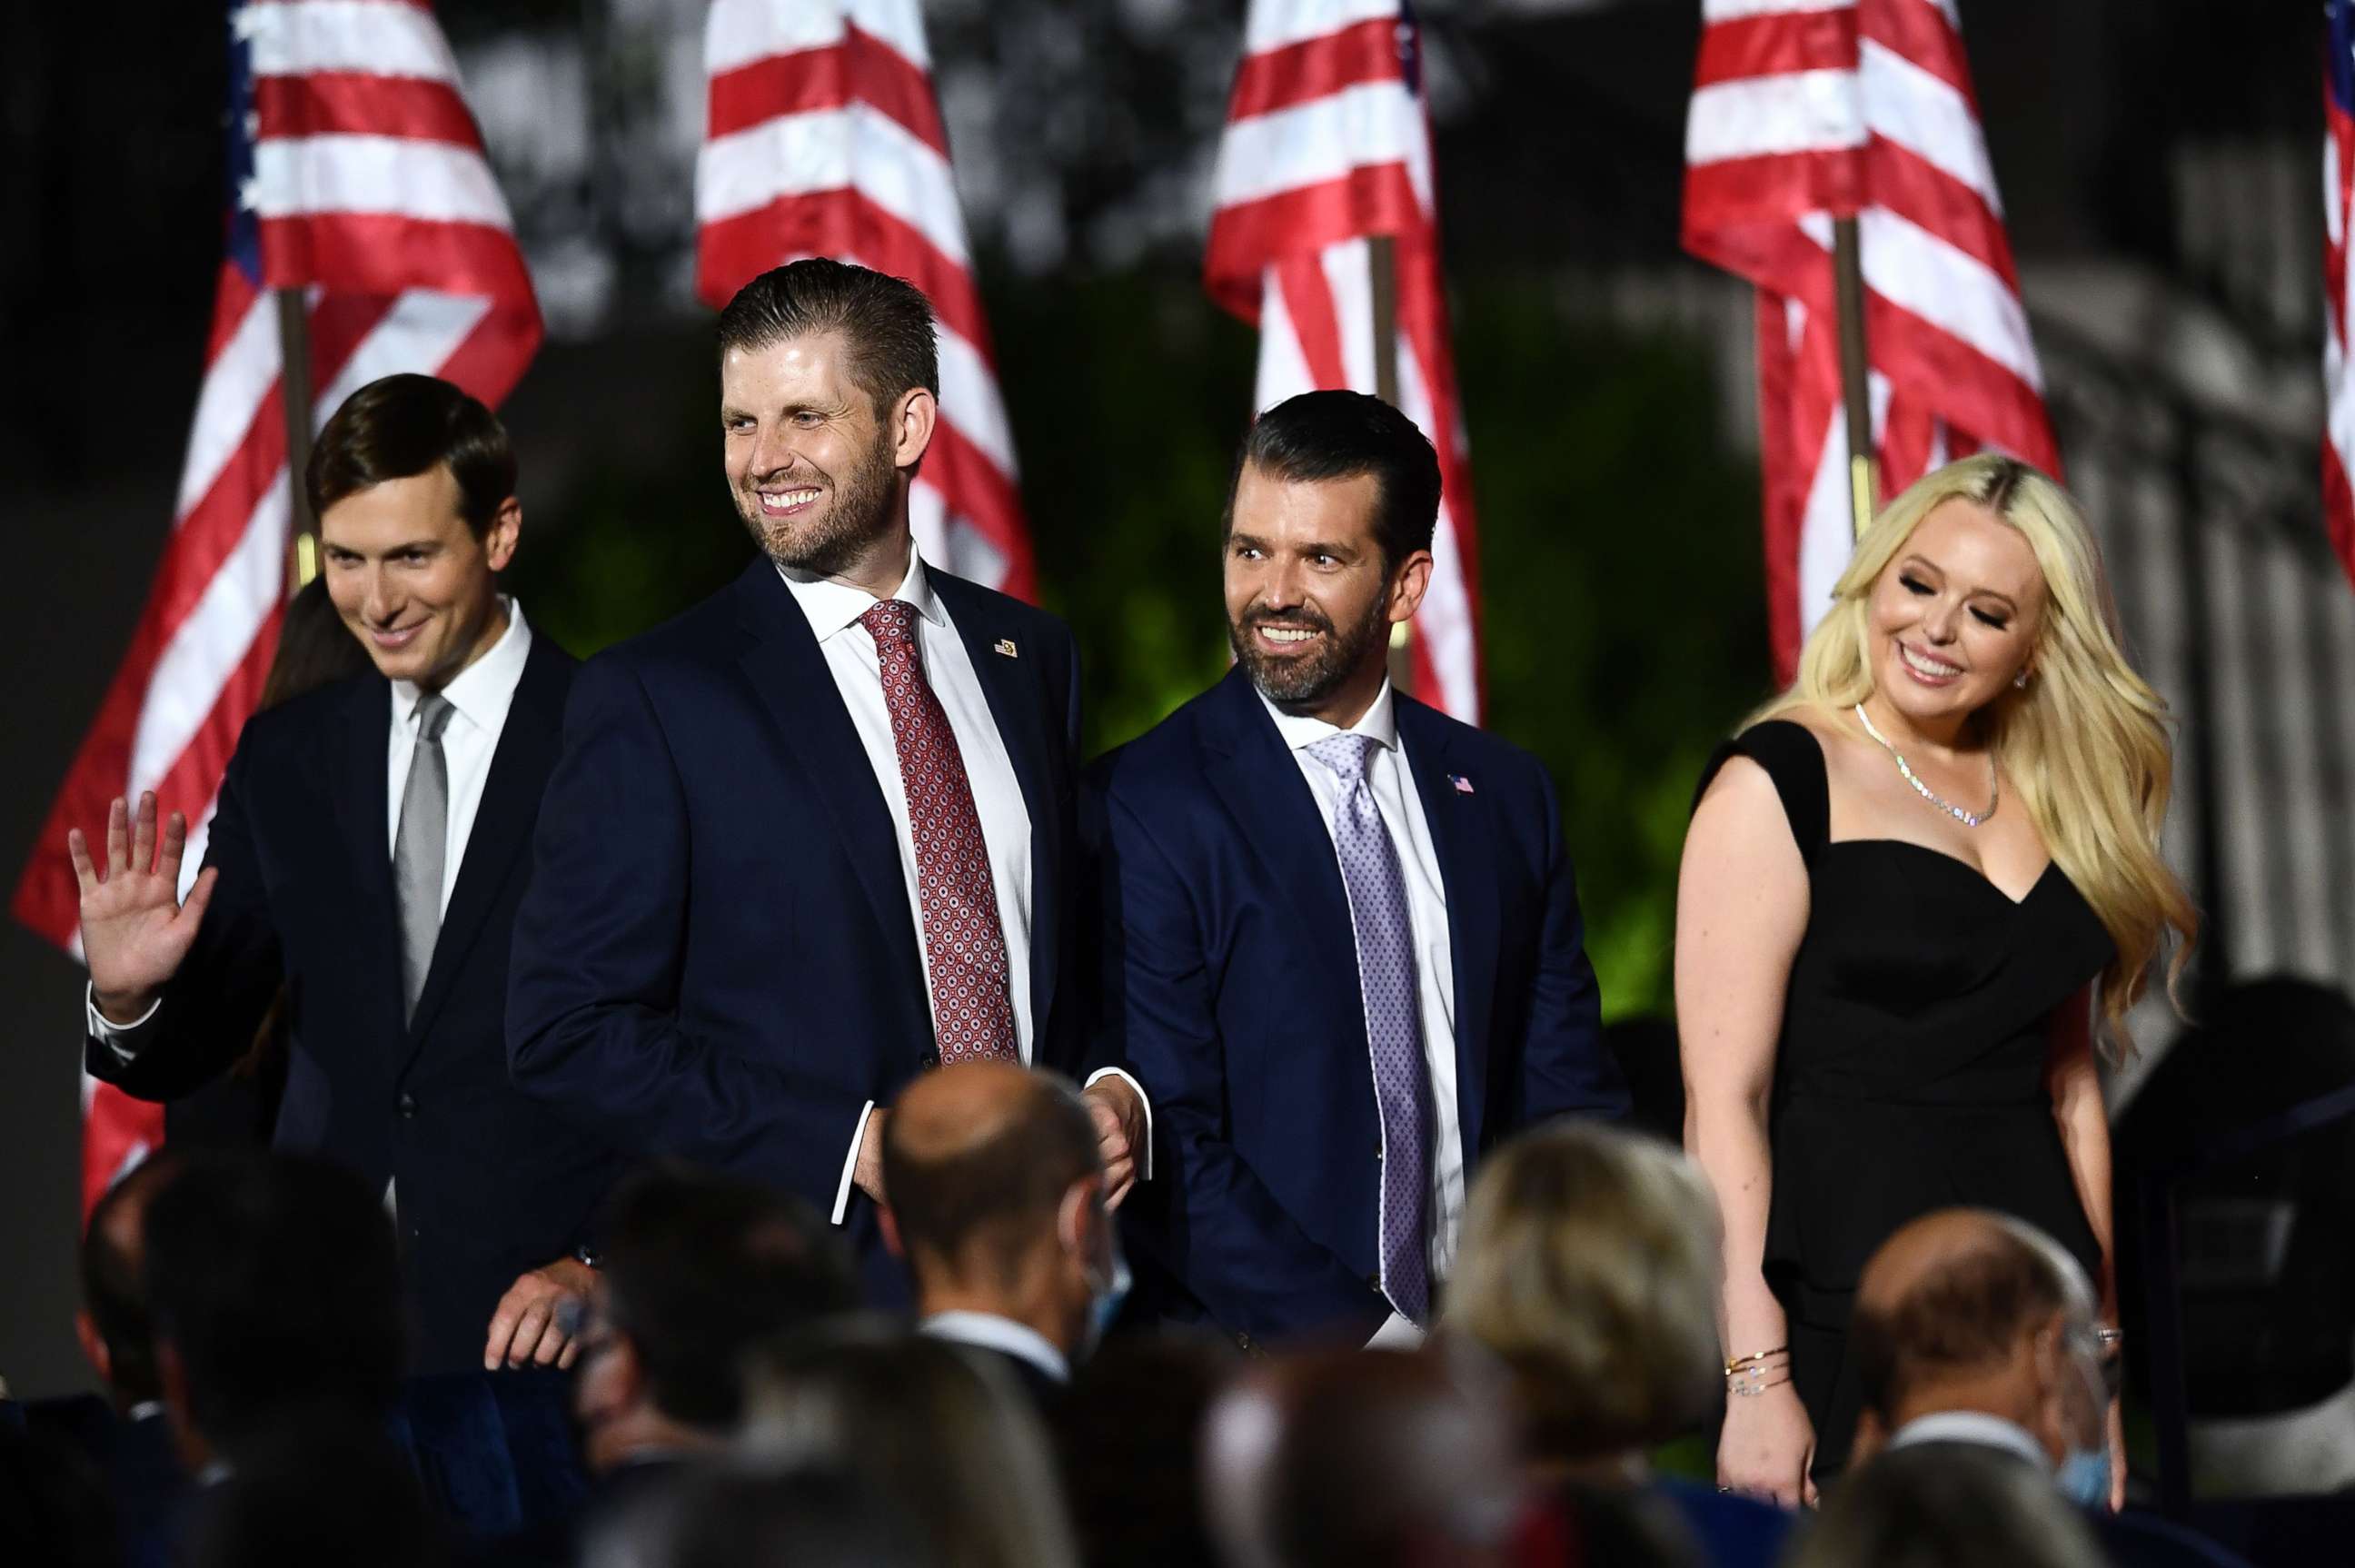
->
[[1306, 732, 1433, 1324]]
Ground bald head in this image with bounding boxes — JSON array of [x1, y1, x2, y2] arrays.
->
[[881, 1064, 1101, 1293], [1853, 1208, 2093, 1434], [1204, 1351, 1523, 1568]]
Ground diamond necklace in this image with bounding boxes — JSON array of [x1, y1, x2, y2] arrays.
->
[[1852, 704, 1999, 828]]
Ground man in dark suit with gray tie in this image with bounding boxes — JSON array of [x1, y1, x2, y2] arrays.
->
[[1089, 391, 1629, 1349]]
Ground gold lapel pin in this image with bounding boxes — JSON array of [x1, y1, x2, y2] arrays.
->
[[994, 639, 1019, 658]]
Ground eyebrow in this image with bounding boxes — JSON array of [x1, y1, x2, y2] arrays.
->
[[1900, 553, 2018, 610]]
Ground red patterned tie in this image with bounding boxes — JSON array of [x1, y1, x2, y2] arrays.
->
[[859, 599, 1019, 1064]]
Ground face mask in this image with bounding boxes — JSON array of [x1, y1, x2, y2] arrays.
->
[[2057, 1445, 2111, 1510], [1078, 1238, 1132, 1364]]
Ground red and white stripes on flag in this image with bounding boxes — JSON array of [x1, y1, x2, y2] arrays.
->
[[2322, 1, 2355, 590], [1206, 0, 1484, 721], [11, 0, 542, 1214], [695, 0, 1034, 600], [1682, 0, 2060, 680]]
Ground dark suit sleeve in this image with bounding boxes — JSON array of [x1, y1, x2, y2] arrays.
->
[[1099, 790, 1392, 1343], [1518, 769, 1629, 1123], [505, 656, 873, 1206], [84, 738, 286, 1101]]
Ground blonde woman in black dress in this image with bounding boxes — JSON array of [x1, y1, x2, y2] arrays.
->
[[1677, 455, 2195, 1506]]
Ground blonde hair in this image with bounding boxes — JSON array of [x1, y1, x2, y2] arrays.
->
[[1446, 1122, 1723, 1462], [1754, 453, 2197, 1057]]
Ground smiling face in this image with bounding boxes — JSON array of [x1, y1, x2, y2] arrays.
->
[[720, 332, 915, 582], [321, 466, 515, 690], [1223, 462, 1428, 720], [1864, 497, 2046, 727]]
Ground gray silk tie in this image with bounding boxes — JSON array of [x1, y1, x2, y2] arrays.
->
[[394, 692, 455, 1023]]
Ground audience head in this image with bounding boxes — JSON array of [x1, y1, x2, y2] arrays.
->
[[1202, 1348, 1525, 1568], [311, 373, 521, 690], [1446, 1121, 1723, 1475], [585, 1464, 934, 1568], [1054, 1334, 1229, 1568], [1850, 1208, 2111, 1490], [142, 1150, 404, 1468], [187, 1407, 446, 1568], [881, 1062, 1116, 1361], [1784, 1444, 2104, 1568], [741, 1322, 1079, 1568], [75, 1148, 186, 1409], [714, 259, 939, 579], [1221, 390, 1440, 719], [576, 1161, 857, 1474]]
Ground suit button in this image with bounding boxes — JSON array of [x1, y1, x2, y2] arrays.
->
[[918, 1051, 940, 1072], [398, 1093, 418, 1118]]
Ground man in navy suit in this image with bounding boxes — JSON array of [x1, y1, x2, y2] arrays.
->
[[73, 375, 619, 1374], [507, 260, 1145, 1299], [1089, 391, 1626, 1347]]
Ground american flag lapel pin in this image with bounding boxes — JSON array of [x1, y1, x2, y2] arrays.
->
[[993, 638, 1019, 658], [1448, 773, 1475, 795]]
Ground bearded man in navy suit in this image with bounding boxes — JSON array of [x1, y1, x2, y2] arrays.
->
[[1088, 391, 1628, 1348]]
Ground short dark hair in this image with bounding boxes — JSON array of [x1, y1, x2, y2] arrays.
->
[[1222, 391, 1443, 573], [1786, 1444, 2102, 1568], [79, 1151, 186, 1406], [596, 1464, 930, 1568], [307, 373, 516, 534], [142, 1152, 405, 1454], [881, 1073, 1101, 1290], [187, 1407, 444, 1568], [600, 1162, 859, 1430], [1851, 1223, 2074, 1424], [715, 258, 939, 417]]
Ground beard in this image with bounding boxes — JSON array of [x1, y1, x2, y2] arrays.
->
[[1228, 590, 1392, 710], [735, 432, 899, 577]]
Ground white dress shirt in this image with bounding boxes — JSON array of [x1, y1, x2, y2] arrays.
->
[[1261, 680, 1464, 1333], [919, 1309, 1070, 1385], [89, 599, 535, 1046], [1886, 1410, 2052, 1470], [776, 551, 1148, 1226]]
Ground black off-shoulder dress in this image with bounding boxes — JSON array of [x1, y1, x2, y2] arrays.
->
[[1694, 720, 2112, 1476]]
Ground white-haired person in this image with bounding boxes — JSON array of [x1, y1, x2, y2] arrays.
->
[[1445, 1120, 1793, 1568], [1676, 454, 2195, 1505]]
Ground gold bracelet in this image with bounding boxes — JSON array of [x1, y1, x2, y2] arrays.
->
[[1724, 1345, 1790, 1375], [1727, 1371, 1792, 1399]]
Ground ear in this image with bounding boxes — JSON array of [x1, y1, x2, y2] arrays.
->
[[482, 495, 522, 573], [878, 1204, 905, 1260], [1056, 1176, 1101, 1262], [1386, 549, 1436, 625], [73, 1310, 111, 1385], [1851, 1407, 1887, 1462], [889, 388, 939, 472]]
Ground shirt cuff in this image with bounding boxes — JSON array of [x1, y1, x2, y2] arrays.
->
[[86, 984, 162, 1062], [831, 1100, 878, 1226], [1083, 1067, 1155, 1183], [1366, 1311, 1427, 1351]]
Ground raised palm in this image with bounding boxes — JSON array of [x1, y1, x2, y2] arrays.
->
[[69, 792, 217, 1021]]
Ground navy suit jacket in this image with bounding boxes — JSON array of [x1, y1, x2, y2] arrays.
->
[[1087, 667, 1626, 1345], [506, 557, 1087, 1295], [84, 636, 621, 1372]]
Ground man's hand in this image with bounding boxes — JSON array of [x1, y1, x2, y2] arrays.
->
[[483, 1256, 597, 1370], [853, 1105, 889, 1204], [1081, 1076, 1143, 1207], [70, 793, 218, 1025]]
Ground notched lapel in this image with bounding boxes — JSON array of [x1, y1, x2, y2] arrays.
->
[[1200, 674, 1360, 993], [1398, 702, 1501, 1156]]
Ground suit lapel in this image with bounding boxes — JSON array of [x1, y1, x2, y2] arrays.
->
[[1396, 700, 1500, 1157], [929, 571, 1062, 1042], [732, 561, 928, 1019], [401, 638, 568, 1057], [333, 674, 408, 1042], [1200, 670, 1362, 1004]]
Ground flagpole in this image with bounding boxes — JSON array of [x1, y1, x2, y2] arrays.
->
[[1369, 233, 1416, 696], [1832, 215, 1878, 540], [274, 288, 319, 594]]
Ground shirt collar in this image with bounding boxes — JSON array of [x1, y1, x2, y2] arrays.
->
[[1885, 1410, 2052, 1471], [775, 545, 947, 643], [1258, 678, 1400, 757], [391, 596, 532, 738], [919, 1310, 1070, 1384]]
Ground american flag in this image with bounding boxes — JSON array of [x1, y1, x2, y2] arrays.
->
[[2324, 1, 2355, 590], [694, 0, 1034, 600], [1682, 0, 2061, 680], [1206, 0, 1484, 722], [11, 0, 542, 1213]]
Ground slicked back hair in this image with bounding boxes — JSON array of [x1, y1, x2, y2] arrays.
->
[[1222, 390, 1442, 575], [882, 1073, 1101, 1291], [1851, 1216, 2076, 1424], [307, 373, 515, 535], [715, 258, 939, 418]]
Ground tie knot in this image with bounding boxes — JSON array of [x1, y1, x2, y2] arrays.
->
[[414, 691, 455, 745], [860, 599, 919, 646], [1305, 731, 1378, 784]]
